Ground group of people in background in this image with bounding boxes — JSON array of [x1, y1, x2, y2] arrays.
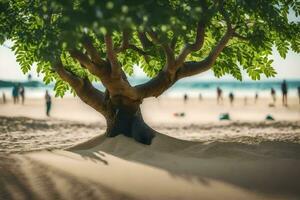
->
[[1, 84, 52, 117], [217, 80, 294, 106], [12, 83, 25, 104], [216, 87, 235, 106], [184, 80, 300, 107], [1, 80, 300, 117]]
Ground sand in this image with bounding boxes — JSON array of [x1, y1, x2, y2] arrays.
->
[[0, 96, 299, 123], [0, 97, 300, 200], [0, 116, 299, 154]]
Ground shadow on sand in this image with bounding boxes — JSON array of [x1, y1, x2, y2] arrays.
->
[[70, 133, 300, 199], [0, 154, 136, 200]]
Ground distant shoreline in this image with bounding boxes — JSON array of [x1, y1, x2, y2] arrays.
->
[[1, 79, 300, 98], [0, 80, 43, 88]]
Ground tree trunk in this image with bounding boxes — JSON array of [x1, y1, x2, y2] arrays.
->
[[105, 96, 156, 145]]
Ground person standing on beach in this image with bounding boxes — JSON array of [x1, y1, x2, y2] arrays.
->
[[2, 92, 6, 104], [19, 85, 25, 105], [229, 92, 234, 106], [254, 92, 259, 104], [45, 90, 52, 116], [281, 80, 288, 106], [297, 86, 300, 104], [199, 93, 203, 101], [244, 96, 248, 106], [271, 88, 276, 104], [183, 93, 188, 103], [217, 87, 223, 104], [12, 84, 19, 104]]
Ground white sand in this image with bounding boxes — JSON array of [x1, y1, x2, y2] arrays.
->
[[0, 96, 299, 123], [0, 97, 300, 200], [1, 133, 299, 200]]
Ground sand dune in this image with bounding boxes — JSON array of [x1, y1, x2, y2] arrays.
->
[[0, 96, 299, 199], [1, 116, 299, 154], [1, 133, 300, 200]]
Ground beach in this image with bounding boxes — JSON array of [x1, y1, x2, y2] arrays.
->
[[0, 96, 299, 123], [1, 0, 300, 198], [0, 96, 300, 200]]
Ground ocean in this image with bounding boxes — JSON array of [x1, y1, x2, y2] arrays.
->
[[0, 79, 299, 99]]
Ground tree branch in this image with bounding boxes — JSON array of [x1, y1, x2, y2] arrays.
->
[[69, 49, 108, 79], [135, 22, 234, 99], [147, 30, 175, 71], [170, 36, 177, 50], [176, 28, 233, 80], [69, 48, 138, 100], [82, 36, 106, 66], [232, 32, 249, 40], [115, 30, 150, 57], [137, 32, 154, 49], [69, 50, 93, 68], [54, 59, 108, 115], [54, 59, 83, 87], [175, 22, 205, 68], [104, 34, 122, 78], [135, 71, 175, 98], [174, 1, 235, 80], [115, 29, 130, 52]]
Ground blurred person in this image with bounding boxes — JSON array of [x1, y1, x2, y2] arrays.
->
[[281, 80, 288, 106], [2, 92, 6, 104], [45, 90, 52, 116], [28, 74, 32, 81], [199, 93, 203, 101], [183, 93, 188, 103], [297, 86, 300, 104], [12, 84, 19, 104], [244, 96, 248, 106], [19, 85, 25, 105], [229, 92, 234, 106], [271, 88, 276, 104], [254, 92, 259, 104], [217, 87, 223, 104]]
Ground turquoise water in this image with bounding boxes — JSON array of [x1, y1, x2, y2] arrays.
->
[[165, 79, 300, 98], [0, 79, 299, 98]]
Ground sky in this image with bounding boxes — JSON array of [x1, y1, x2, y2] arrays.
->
[[0, 42, 299, 82]]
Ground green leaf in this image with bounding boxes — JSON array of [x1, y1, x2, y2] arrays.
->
[[2, 0, 299, 97]]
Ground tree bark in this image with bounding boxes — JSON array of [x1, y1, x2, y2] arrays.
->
[[105, 96, 156, 145]]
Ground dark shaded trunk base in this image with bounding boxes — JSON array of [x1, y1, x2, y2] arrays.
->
[[106, 108, 156, 145]]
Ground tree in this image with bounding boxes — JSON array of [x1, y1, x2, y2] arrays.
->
[[1, 0, 299, 144]]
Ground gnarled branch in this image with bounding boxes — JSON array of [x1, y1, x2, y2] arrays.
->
[[115, 30, 149, 57], [135, 23, 234, 98], [54, 59, 108, 115], [54, 59, 83, 88], [115, 30, 130, 53], [137, 32, 154, 49], [69, 49, 109, 79], [135, 71, 175, 98], [69, 50, 94, 69], [82, 36, 106, 66], [175, 22, 205, 69], [104, 34, 122, 78], [170, 36, 177, 50], [176, 28, 234, 79], [70, 45, 138, 101], [147, 30, 175, 71]]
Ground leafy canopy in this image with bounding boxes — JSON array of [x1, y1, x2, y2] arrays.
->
[[1, 0, 300, 96]]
